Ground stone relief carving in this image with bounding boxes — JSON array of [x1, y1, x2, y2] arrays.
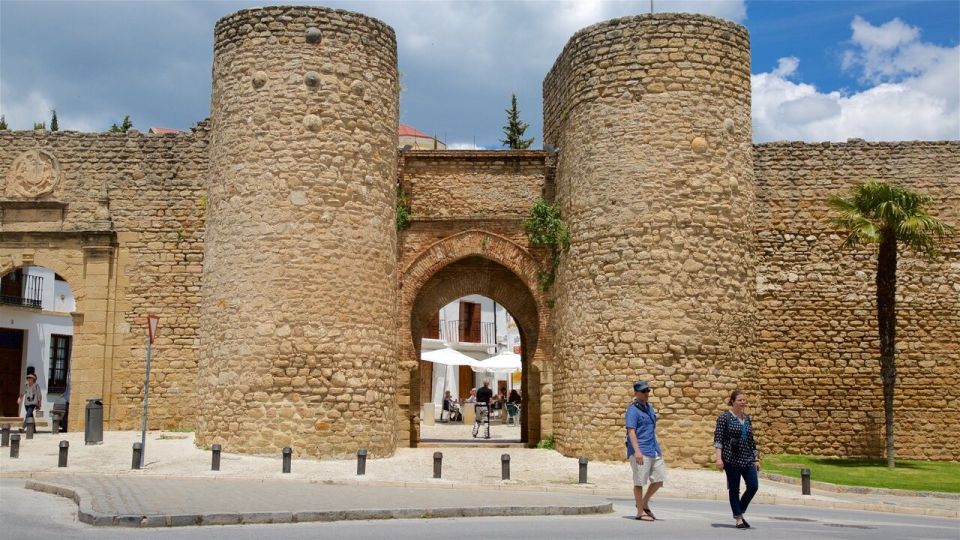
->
[[5, 149, 62, 198]]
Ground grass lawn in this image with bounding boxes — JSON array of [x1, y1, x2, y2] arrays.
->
[[763, 454, 960, 493]]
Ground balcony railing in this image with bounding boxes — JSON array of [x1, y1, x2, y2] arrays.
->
[[425, 319, 497, 345], [0, 273, 43, 309]]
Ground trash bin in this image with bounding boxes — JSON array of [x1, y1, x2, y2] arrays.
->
[[84, 398, 103, 445]]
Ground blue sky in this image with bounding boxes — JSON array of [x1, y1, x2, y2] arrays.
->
[[1, 1, 957, 147]]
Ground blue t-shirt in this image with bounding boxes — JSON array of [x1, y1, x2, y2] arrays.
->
[[625, 401, 662, 458]]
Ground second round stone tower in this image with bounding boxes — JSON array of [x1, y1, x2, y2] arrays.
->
[[544, 14, 757, 465], [198, 6, 400, 457]]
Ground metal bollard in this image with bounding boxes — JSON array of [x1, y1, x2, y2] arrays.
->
[[501, 453, 511, 481], [282, 447, 292, 473], [132, 442, 143, 470], [578, 457, 589, 484], [25, 416, 35, 439], [433, 451, 443, 479], [10, 433, 21, 458], [211, 444, 221, 471], [51, 412, 61, 435], [357, 448, 367, 476], [58, 440, 69, 467], [801, 468, 811, 495], [1, 423, 9, 447]]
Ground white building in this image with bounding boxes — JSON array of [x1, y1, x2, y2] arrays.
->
[[0, 266, 74, 418], [420, 294, 521, 415]]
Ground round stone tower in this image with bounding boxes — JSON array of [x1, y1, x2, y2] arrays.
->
[[198, 6, 399, 457], [543, 14, 757, 465]]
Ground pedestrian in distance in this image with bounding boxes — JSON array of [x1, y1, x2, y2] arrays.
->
[[472, 380, 493, 439], [625, 380, 667, 521], [714, 389, 760, 529], [18, 372, 42, 431]]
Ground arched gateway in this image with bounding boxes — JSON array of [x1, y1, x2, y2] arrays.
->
[[399, 230, 552, 446]]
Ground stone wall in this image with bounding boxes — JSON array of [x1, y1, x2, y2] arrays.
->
[[0, 128, 208, 431], [755, 140, 960, 460], [401, 150, 546, 221], [544, 13, 756, 466], [197, 6, 400, 458], [2, 6, 958, 464]]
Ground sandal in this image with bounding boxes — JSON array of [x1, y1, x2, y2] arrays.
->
[[643, 507, 656, 520], [635, 514, 655, 521]]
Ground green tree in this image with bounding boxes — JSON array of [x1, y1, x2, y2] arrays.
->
[[110, 115, 133, 133], [500, 94, 534, 149], [0, 115, 7, 130], [50, 109, 59, 131], [33, 121, 46, 130], [829, 181, 953, 468]]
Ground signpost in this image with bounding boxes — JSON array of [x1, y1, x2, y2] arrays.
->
[[139, 315, 159, 468]]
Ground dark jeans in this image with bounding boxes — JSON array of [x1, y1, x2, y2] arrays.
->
[[23, 404, 37, 429], [724, 463, 759, 518]]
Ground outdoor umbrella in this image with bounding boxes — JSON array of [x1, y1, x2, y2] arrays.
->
[[472, 350, 521, 374]]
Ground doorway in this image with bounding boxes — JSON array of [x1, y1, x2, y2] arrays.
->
[[0, 329, 25, 416]]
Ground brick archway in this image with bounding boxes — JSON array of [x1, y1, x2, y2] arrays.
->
[[398, 230, 552, 446]]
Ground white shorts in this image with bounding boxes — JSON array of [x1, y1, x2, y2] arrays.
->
[[630, 454, 667, 486]]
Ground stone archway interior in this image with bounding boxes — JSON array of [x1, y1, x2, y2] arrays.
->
[[409, 256, 541, 443]]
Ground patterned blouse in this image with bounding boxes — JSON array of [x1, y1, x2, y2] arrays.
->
[[713, 410, 759, 467]]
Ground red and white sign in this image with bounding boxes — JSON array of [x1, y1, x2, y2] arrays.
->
[[147, 315, 160, 344]]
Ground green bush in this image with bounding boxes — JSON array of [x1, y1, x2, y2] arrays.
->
[[523, 198, 570, 290], [536, 435, 555, 449], [396, 187, 412, 230]]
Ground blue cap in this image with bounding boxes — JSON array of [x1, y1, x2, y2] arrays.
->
[[633, 380, 650, 392]]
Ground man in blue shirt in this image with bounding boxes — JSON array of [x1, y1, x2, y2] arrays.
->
[[625, 380, 667, 521]]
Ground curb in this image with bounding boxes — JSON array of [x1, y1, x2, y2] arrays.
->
[[759, 472, 960, 500], [17, 472, 958, 520], [24, 479, 614, 528]]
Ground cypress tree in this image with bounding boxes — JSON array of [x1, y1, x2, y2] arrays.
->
[[50, 109, 59, 131], [500, 94, 534, 149]]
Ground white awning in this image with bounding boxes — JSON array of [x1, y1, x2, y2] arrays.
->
[[472, 350, 521, 374], [421, 347, 478, 367]]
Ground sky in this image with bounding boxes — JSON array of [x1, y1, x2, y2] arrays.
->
[[1, 0, 957, 148]]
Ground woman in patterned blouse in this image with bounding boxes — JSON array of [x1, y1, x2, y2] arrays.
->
[[713, 389, 760, 529]]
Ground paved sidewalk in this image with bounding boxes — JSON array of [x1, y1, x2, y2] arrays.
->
[[25, 475, 612, 527], [1, 430, 956, 526]]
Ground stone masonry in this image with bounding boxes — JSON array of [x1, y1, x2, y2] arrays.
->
[[543, 14, 757, 465], [198, 7, 400, 458], [755, 141, 960, 461], [0, 6, 956, 464]]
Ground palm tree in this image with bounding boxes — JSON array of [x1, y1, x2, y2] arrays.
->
[[829, 181, 953, 467]]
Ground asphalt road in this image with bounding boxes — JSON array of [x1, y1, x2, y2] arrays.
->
[[1, 479, 957, 539]]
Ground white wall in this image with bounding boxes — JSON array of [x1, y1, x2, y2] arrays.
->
[[423, 295, 524, 406], [1, 265, 75, 415], [0, 308, 73, 413]]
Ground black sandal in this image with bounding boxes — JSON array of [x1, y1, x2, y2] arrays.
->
[[643, 507, 656, 520]]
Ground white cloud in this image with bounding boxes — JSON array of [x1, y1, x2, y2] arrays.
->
[[753, 16, 959, 142], [0, 83, 104, 132], [0, 84, 53, 129], [849, 15, 919, 52], [447, 142, 486, 150], [771, 56, 799, 78]]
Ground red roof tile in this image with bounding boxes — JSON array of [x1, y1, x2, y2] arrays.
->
[[399, 124, 432, 138]]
